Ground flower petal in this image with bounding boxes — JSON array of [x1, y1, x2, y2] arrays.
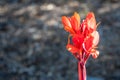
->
[[86, 12, 96, 31], [83, 36, 94, 52], [74, 12, 80, 30], [70, 12, 80, 32], [62, 16, 72, 28], [66, 44, 79, 54], [72, 34, 84, 48], [64, 26, 75, 34], [81, 20, 87, 33], [91, 31, 99, 46], [62, 16, 75, 34]]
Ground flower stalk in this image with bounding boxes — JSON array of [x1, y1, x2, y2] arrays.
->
[[78, 61, 86, 80]]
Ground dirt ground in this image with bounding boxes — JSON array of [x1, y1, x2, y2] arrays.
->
[[0, 0, 120, 80]]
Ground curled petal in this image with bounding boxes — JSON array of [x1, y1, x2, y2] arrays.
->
[[66, 44, 79, 54], [91, 50, 99, 59]]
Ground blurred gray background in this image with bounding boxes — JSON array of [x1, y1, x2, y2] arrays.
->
[[0, 0, 120, 80]]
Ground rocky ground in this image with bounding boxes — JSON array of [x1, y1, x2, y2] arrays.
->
[[0, 0, 120, 80]]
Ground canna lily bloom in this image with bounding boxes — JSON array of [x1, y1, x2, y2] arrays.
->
[[62, 12, 99, 61], [62, 12, 100, 80]]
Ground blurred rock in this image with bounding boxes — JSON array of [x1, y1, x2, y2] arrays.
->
[[87, 76, 104, 80]]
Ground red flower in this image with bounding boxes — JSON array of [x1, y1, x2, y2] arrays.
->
[[62, 12, 100, 61]]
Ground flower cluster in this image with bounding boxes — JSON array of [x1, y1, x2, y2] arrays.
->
[[62, 12, 99, 62]]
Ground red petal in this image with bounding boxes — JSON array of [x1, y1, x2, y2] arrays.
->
[[83, 36, 94, 52], [70, 12, 80, 32], [74, 12, 80, 30], [81, 20, 87, 33], [62, 16, 72, 28], [66, 44, 79, 54], [62, 16, 75, 34], [64, 26, 75, 34], [72, 34, 84, 48], [86, 12, 96, 31], [81, 19, 91, 37]]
